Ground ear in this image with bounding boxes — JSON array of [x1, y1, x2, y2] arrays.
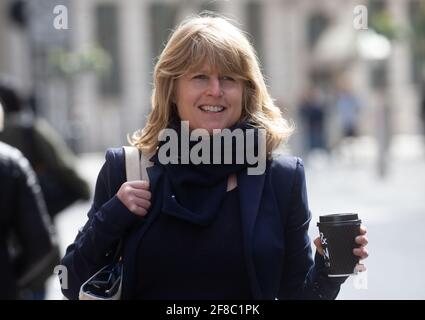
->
[[170, 80, 177, 103], [169, 103, 180, 124], [242, 86, 250, 111]]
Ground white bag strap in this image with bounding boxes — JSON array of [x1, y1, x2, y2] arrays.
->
[[123, 146, 152, 182]]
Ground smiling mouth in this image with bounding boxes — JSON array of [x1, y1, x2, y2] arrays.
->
[[198, 105, 225, 113]]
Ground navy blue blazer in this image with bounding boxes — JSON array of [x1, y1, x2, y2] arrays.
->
[[61, 147, 345, 300]]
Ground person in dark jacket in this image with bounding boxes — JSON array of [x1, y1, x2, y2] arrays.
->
[[60, 15, 369, 300], [0, 104, 59, 299], [0, 78, 90, 218], [299, 86, 327, 154]]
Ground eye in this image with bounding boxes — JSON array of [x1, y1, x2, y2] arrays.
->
[[221, 76, 235, 81], [193, 74, 207, 80]]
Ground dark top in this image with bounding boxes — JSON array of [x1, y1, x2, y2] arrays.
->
[[61, 148, 347, 300], [135, 187, 251, 299]]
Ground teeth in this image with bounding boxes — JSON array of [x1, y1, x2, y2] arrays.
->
[[199, 105, 224, 112]]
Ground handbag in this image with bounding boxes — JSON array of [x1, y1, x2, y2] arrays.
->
[[78, 146, 151, 300]]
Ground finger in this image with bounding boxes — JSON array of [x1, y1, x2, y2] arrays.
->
[[124, 193, 151, 210], [355, 235, 368, 246], [133, 206, 149, 217], [313, 237, 324, 256], [128, 203, 149, 217], [353, 247, 369, 260], [354, 263, 367, 273], [133, 197, 151, 210], [131, 189, 152, 201], [359, 225, 367, 235], [128, 180, 150, 190]]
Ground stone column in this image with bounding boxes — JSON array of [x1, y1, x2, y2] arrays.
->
[[119, 0, 151, 145], [264, 0, 309, 154], [72, 0, 97, 151], [221, 0, 247, 27], [387, 0, 418, 134], [0, 1, 32, 94]]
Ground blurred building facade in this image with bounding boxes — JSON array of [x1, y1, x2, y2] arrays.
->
[[0, 0, 422, 153]]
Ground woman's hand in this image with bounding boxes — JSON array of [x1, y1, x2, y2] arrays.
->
[[116, 180, 151, 217], [313, 225, 369, 271]]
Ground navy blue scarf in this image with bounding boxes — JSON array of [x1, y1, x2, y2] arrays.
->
[[150, 121, 260, 226]]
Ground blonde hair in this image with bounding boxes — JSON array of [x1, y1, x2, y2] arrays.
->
[[130, 14, 293, 155]]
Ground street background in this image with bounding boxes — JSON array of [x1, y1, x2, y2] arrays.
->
[[1, 0, 425, 300]]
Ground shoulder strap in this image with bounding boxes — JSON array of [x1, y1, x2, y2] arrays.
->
[[108, 146, 147, 261], [123, 146, 141, 181], [122, 146, 152, 182]]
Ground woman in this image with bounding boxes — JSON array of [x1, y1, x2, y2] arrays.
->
[[61, 15, 368, 300]]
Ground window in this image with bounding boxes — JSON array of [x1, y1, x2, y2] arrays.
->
[[150, 3, 178, 65], [246, 2, 264, 65], [95, 4, 121, 97], [307, 13, 329, 49], [200, 1, 219, 13], [368, 0, 390, 88], [408, 0, 425, 84]]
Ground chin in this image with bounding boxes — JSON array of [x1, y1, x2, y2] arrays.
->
[[195, 122, 226, 133], [208, 125, 229, 134]]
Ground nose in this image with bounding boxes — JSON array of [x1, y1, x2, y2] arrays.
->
[[206, 77, 223, 97]]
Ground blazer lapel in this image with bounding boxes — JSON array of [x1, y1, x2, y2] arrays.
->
[[123, 162, 267, 299], [122, 163, 164, 299], [237, 170, 266, 299]]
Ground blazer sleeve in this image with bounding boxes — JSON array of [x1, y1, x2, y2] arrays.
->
[[60, 149, 143, 300], [11, 150, 59, 290], [278, 158, 347, 300]]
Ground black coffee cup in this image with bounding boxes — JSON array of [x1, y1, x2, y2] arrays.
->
[[317, 213, 362, 277]]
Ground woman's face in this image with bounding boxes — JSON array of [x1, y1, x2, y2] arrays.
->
[[174, 63, 244, 133]]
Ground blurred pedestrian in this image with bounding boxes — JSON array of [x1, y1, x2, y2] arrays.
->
[[0, 103, 60, 299], [0, 77, 90, 218], [334, 80, 362, 163], [299, 86, 327, 155], [336, 83, 361, 140]]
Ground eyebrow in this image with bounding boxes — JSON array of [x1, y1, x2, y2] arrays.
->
[[189, 69, 236, 75], [189, 68, 211, 74]]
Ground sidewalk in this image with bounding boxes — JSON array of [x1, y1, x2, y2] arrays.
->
[[305, 134, 425, 299]]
